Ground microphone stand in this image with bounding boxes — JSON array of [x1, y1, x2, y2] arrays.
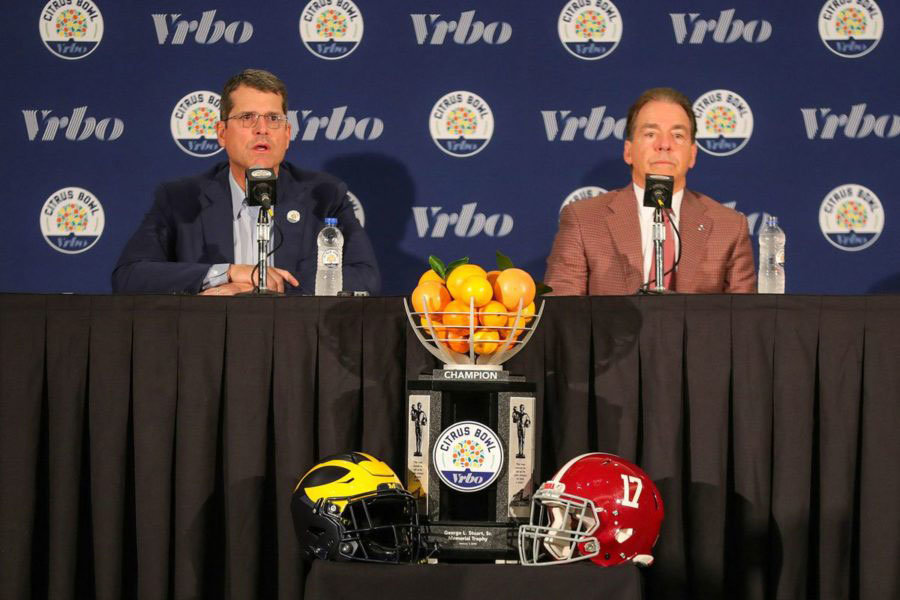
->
[[237, 199, 282, 296], [652, 205, 666, 293], [256, 201, 271, 293]]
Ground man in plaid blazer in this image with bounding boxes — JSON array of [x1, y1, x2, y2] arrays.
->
[[545, 88, 756, 296]]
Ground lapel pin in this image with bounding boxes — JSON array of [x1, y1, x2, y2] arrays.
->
[[698, 224, 706, 232], [287, 210, 301, 223]]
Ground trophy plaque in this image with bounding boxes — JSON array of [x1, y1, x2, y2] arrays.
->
[[404, 298, 542, 561]]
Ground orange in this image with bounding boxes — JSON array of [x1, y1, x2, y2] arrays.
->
[[442, 299, 476, 332], [445, 264, 487, 300], [420, 314, 442, 327], [500, 314, 528, 348], [498, 325, 524, 351], [472, 329, 500, 354], [420, 316, 446, 341], [493, 268, 536, 311], [445, 330, 469, 354], [418, 269, 444, 286], [411, 280, 450, 315], [479, 300, 508, 328], [514, 301, 536, 325], [486, 270, 501, 290], [458, 276, 494, 308]]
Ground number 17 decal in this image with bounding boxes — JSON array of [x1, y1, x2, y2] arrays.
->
[[621, 474, 643, 508]]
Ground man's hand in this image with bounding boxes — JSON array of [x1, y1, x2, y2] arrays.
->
[[200, 282, 254, 296], [227, 263, 299, 293]]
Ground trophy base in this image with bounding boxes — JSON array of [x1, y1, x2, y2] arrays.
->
[[427, 521, 519, 562]]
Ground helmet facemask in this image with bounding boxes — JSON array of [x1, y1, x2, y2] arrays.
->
[[292, 452, 435, 564], [518, 486, 600, 565], [320, 487, 431, 563]]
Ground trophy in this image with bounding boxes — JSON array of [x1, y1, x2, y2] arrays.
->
[[404, 288, 542, 561]]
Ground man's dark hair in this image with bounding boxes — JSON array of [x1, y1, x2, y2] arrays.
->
[[220, 69, 288, 121], [625, 87, 696, 141]]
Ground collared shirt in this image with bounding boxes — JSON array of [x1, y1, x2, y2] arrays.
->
[[202, 171, 272, 289], [633, 183, 683, 286]]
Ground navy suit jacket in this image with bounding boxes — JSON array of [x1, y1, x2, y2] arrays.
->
[[112, 162, 380, 294]]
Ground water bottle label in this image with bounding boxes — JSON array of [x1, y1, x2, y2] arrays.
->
[[775, 249, 785, 267], [321, 249, 340, 266]]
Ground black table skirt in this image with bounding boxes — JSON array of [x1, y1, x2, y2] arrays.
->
[[304, 561, 640, 600], [0, 294, 897, 600]]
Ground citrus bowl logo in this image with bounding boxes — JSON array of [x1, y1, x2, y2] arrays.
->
[[299, 0, 364, 60], [433, 420, 504, 492], [693, 89, 754, 156], [560, 186, 607, 215], [430, 91, 494, 158], [346, 190, 365, 227], [819, 184, 884, 251], [819, 0, 883, 58], [40, 187, 105, 254], [558, 0, 623, 60], [39, 0, 104, 60], [170, 91, 223, 157]]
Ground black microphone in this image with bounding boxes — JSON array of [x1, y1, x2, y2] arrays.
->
[[643, 174, 674, 209], [246, 166, 277, 209]]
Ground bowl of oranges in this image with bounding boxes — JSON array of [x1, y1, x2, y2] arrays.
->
[[404, 254, 547, 367]]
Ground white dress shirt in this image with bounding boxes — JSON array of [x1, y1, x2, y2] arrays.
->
[[632, 183, 683, 286], [202, 171, 272, 289]]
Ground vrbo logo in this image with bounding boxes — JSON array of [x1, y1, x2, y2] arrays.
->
[[452, 472, 485, 485], [287, 106, 383, 141], [412, 203, 513, 238], [410, 10, 511, 45], [670, 9, 772, 44], [801, 104, 900, 139], [23, 107, 124, 141], [151, 10, 253, 44], [541, 106, 625, 141]]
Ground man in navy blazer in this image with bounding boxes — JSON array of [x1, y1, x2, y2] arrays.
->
[[112, 69, 380, 295]]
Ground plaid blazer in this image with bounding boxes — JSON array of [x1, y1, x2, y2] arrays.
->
[[544, 186, 756, 295]]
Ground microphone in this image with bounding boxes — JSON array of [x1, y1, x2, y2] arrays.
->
[[246, 167, 277, 209], [642, 174, 674, 209]]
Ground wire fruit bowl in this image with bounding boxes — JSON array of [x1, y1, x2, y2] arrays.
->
[[404, 297, 544, 367]]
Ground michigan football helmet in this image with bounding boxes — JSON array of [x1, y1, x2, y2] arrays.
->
[[291, 452, 430, 563], [518, 452, 664, 567]]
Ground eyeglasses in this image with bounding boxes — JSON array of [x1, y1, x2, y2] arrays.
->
[[223, 112, 288, 129]]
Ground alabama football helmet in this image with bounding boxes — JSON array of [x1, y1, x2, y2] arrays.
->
[[518, 452, 664, 567], [291, 452, 431, 563]]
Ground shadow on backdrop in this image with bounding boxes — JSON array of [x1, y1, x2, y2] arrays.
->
[[525, 158, 630, 284], [867, 271, 900, 293], [583, 158, 630, 194], [324, 153, 421, 296]]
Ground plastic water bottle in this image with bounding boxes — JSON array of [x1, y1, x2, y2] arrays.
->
[[758, 215, 785, 294], [315, 217, 343, 296]]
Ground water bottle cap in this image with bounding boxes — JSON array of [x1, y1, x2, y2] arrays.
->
[[767, 215, 778, 225], [324, 217, 338, 226]]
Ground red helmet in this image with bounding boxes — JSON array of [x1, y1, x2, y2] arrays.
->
[[518, 453, 664, 567]]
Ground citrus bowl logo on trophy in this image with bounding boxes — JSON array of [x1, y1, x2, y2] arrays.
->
[[693, 89, 754, 156], [819, 184, 884, 251], [299, 0, 364, 60], [560, 186, 607, 216], [170, 91, 223, 157], [819, 0, 883, 58], [433, 421, 504, 492], [40, 187, 105, 254], [430, 91, 494, 158], [39, 0, 104, 60], [346, 190, 365, 227], [558, 0, 623, 60]]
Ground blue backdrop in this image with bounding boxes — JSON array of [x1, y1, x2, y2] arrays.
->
[[3, 0, 897, 295]]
